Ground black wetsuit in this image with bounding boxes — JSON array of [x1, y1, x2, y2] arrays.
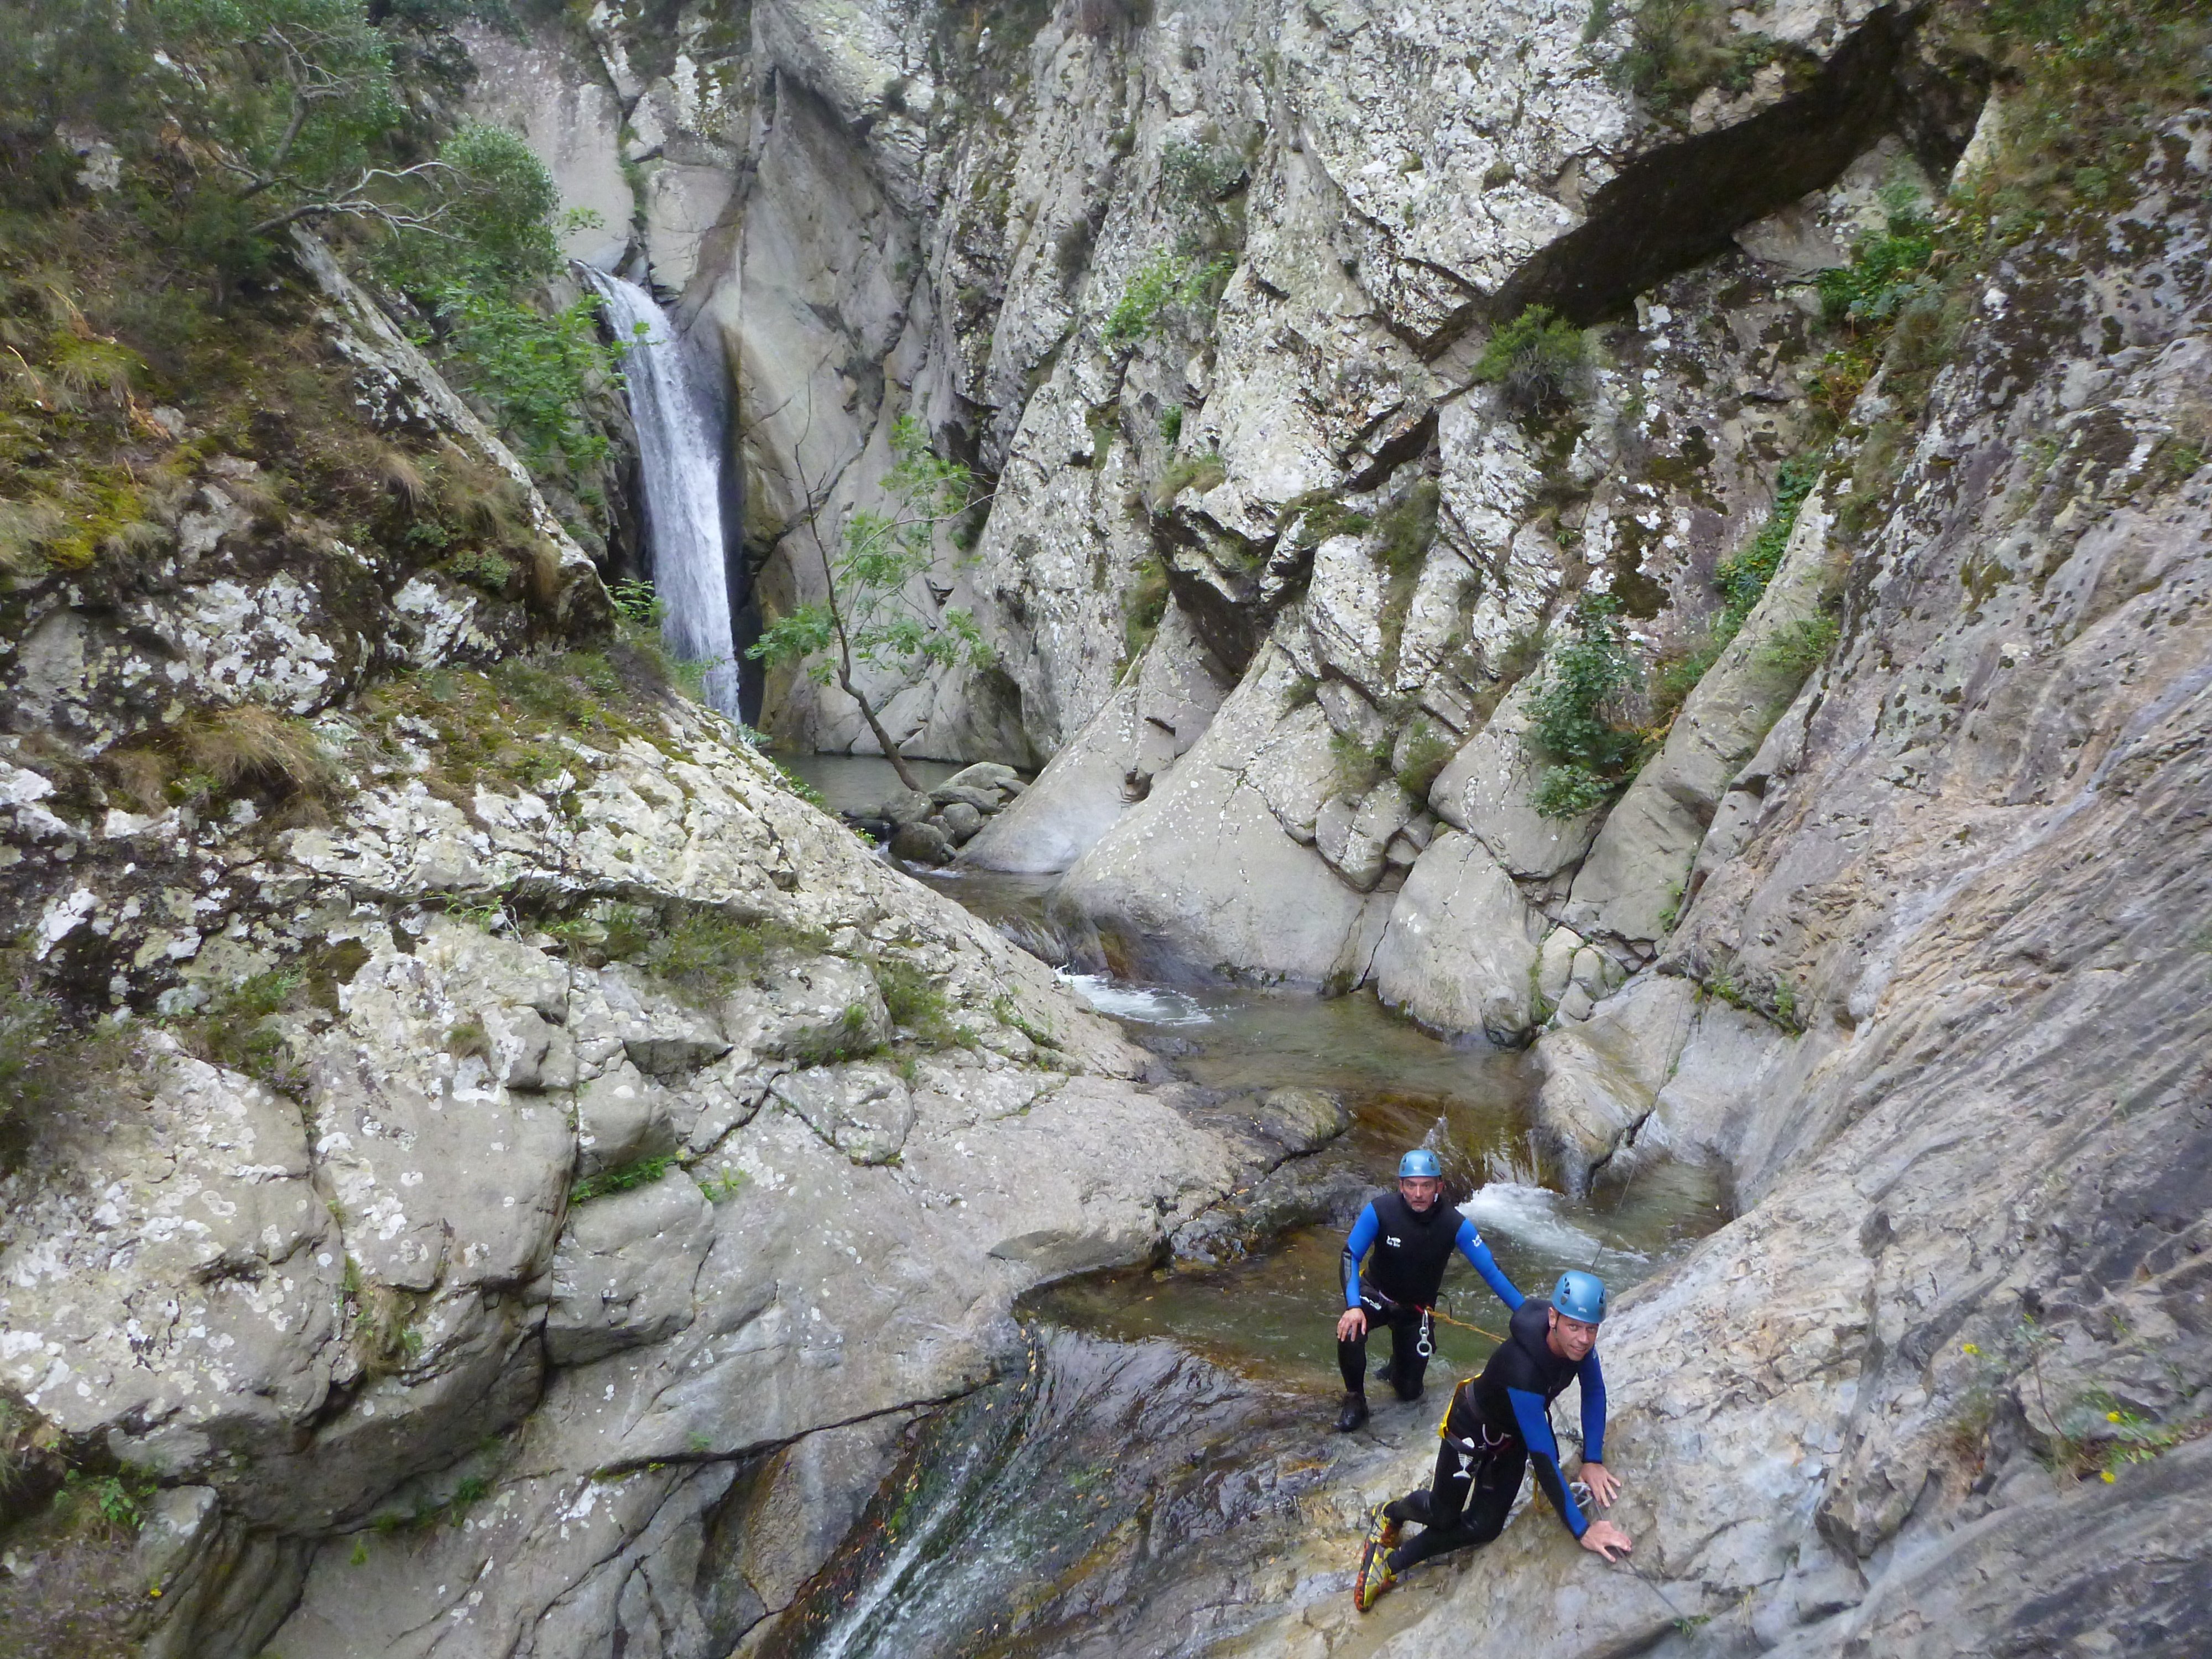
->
[[1339, 1190, 1521, 1401], [1384, 1297, 1608, 1572]]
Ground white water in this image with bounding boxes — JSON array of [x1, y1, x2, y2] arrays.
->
[[1057, 971, 1214, 1026], [585, 271, 740, 714], [1462, 1182, 1647, 1269]]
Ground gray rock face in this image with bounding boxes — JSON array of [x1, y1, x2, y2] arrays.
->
[[1371, 830, 1543, 1044], [0, 662, 1290, 1656], [1049, 644, 1389, 984]]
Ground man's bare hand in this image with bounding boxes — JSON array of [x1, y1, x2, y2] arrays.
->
[[1580, 1519, 1632, 1562], [1336, 1307, 1368, 1342], [1581, 1462, 1620, 1508]]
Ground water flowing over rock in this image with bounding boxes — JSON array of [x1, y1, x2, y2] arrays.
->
[[588, 270, 744, 716]]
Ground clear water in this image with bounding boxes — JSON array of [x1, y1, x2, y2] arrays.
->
[[586, 273, 740, 715], [782, 753, 966, 815]]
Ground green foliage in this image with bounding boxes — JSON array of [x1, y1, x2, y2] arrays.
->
[[1816, 183, 1939, 326], [990, 994, 1058, 1051], [1473, 306, 1592, 422], [610, 577, 667, 625], [1608, 0, 1791, 115], [1100, 251, 1234, 351], [629, 909, 825, 1005], [1159, 138, 1244, 206], [698, 1167, 750, 1202], [772, 759, 830, 810], [0, 0, 536, 281], [171, 968, 310, 1092], [1703, 965, 1806, 1034], [1375, 478, 1441, 575], [1523, 593, 1647, 818], [1284, 494, 1372, 550], [1758, 615, 1840, 675], [1394, 719, 1458, 799], [1714, 456, 1820, 619], [745, 415, 996, 745], [570, 1153, 680, 1204], [424, 286, 615, 473], [59, 1469, 152, 1535], [1157, 404, 1183, 445], [872, 958, 970, 1048], [0, 970, 64, 1141], [788, 1003, 883, 1067], [1152, 451, 1227, 507], [1121, 555, 1172, 666], [1650, 454, 1824, 726]]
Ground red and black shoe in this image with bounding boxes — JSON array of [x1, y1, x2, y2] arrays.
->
[[1353, 1528, 1400, 1612]]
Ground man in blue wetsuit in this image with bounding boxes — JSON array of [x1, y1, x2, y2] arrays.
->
[[1353, 1270, 1632, 1610], [1333, 1149, 1523, 1432]]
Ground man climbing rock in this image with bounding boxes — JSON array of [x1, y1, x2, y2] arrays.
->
[[1353, 1270, 1631, 1610], [1333, 1149, 1522, 1432]]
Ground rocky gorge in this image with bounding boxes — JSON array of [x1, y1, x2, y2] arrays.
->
[[3, 0, 2210, 1652]]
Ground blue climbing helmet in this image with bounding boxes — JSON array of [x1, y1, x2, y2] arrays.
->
[[1397, 1148, 1443, 1180], [1551, 1270, 1609, 1325]]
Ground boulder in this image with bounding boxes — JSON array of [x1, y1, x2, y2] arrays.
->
[[1528, 974, 1698, 1188], [1429, 677, 1604, 884], [889, 819, 953, 863], [880, 789, 936, 827], [940, 800, 985, 841], [1050, 646, 1388, 985], [940, 761, 1025, 798], [930, 783, 1001, 813], [1371, 830, 1543, 1043], [1246, 1086, 1352, 1154]]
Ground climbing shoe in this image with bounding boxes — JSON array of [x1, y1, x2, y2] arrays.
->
[[1364, 1502, 1403, 1555], [1335, 1391, 1370, 1433], [1353, 1537, 1399, 1611]]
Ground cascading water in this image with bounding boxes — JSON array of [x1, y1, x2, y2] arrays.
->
[[585, 269, 742, 715]]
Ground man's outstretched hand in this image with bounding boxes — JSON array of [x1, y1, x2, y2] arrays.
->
[[1580, 1519, 1633, 1563], [1581, 1461, 1621, 1508], [1335, 1307, 1368, 1342]]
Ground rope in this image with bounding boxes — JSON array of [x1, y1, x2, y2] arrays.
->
[[1360, 1285, 1505, 1347]]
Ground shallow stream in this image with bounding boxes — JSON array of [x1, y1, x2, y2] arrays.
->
[[773, 756, 1728, 1656]]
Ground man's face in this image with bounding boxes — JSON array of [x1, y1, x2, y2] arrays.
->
[[1547, 1308, 1599, 1362], [1399, 1175, 1442, 1212]]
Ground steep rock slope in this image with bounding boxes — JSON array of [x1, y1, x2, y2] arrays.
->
[[474, 0, 1974, 1011], [1124, 111, 2212, 1659]]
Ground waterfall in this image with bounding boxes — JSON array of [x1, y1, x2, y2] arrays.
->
[[584, 270, 742, 716]]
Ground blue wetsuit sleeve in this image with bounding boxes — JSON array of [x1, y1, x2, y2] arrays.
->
[[1509, 1387, 1588, 1537], [1454, 1219, 1525, 1310], [1343, 1203, 1379, 1310], [1579, 1352, 1607, 1465]]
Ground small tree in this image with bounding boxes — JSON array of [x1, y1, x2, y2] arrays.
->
[[747, 414, 995, 794], [1522, 592, 1649, 818]]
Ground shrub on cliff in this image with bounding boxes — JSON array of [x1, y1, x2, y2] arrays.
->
[[1523, 593, 1649, 818], [1474, 306, 1592, 423]]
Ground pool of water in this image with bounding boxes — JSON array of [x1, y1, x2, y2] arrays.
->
[[781, 752, 967, 815], [903, 853, 1729, 1392]]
